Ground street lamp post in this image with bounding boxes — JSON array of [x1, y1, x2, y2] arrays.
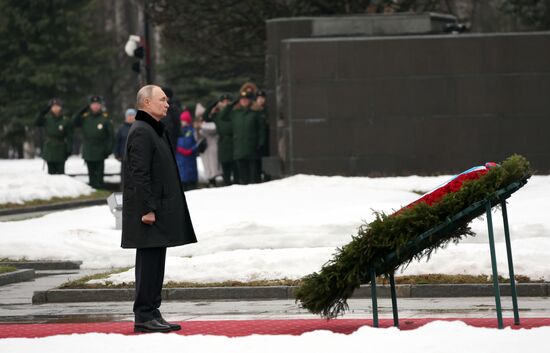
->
[[143, 1, 152, 84]]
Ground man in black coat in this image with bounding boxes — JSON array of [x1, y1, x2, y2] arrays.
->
[[122, 85, 197, 333], [160, 86, 182, 153]]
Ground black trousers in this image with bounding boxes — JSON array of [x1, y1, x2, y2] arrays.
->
[[86, 160, 105, 189], [221, 161, 238, 186], [47, 162, 65, 175], [133, 247, 166, 323], [236, 158, 260, 185]]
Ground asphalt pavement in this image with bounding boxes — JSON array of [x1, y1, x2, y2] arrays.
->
[[1, 269, 548, 324]]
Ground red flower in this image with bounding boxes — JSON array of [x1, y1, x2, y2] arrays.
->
[[397, 166, 492, 213]]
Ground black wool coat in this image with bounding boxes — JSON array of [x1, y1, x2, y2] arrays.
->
[[121, 110, 197, 249]]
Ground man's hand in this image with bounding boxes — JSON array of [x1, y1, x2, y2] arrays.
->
[[40, 105, 51, 115], [141, 211, 156, 225]]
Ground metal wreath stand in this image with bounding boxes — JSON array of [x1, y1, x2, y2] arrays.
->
[[366, 178, 529, 329]]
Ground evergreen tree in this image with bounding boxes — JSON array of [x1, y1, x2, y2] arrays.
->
[[0, 0, 109, 157], [148, 0, 397, 105], [148, 0, 470, 105], [500, 0, 550, 29]]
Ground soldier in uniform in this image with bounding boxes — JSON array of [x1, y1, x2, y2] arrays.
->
[[205, 94, 238, 185], [252, 89, 269, 181], [35, 98, 73, 174], [73, 95, 114, 189], [228, 90, 266, 185]]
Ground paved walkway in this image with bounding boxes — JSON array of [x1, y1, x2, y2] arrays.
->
[[1, 268, 549, 339], [1, 270, 549, 324], [1, 297, 548, 323]]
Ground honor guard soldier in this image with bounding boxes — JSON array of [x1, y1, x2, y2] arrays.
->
[[35, 98, 73, 174], [205, 93, 237, 186], [73, 95, 114, 189], [221, 90, 266, 185], [252, 89, 269, 181]]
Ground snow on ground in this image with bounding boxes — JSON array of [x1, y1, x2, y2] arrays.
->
[[66, 155, 121, 175], [0, 160, 549, 283], [0, 155, 208, 193], [0, 160, 94, 205], [0, 321, 548, 353], [69, 155, 209, 184]]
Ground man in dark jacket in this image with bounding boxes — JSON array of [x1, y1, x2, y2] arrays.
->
[[252, 90, 269, 181], [207, 94, 237, 185], [122, 85, 197, 333], [231, 90, 266, 185], [35, 98, 73, 174], [161, 87, 182, 153], [73, 96, 114, 189], [114, 108, 136, 161]]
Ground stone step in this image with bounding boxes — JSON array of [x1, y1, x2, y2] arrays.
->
[[1, 261, 82, 271], [0, 269, 35, 287], [32, 283, 550, 304], [0, 198, 106, 217], [34, 270, 81, 278]]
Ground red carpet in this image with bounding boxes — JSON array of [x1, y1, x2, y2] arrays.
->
[[0, 318, 549, 339]]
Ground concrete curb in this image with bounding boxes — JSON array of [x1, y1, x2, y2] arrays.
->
[[1, 261, 82, 271], [0, 198, 106, 217], [0, 269, 35, 286], [32, 283, 550, 304]]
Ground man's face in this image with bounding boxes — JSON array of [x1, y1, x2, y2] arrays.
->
[[239, 97, 251, 107], [50, 104, 62, 116], [126, 114, 136, 124], [90, 102, 102, 113], [219, 99, 230, 108], [145, 87, 169, 120]]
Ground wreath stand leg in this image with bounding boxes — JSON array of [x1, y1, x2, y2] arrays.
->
[[389, 272, 399, 327], [501, 199, 521, 325], [370, 266, 379, 328], [485, 201, 504, 329]]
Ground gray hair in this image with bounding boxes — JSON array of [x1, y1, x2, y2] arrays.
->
[[136, 85, 159, 109]]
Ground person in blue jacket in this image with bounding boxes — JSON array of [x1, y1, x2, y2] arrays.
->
[[114, 108, 136, 161], [176, 110, 199, 190]]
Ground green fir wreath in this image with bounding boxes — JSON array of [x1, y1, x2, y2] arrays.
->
[[295, 154, 531, 318]]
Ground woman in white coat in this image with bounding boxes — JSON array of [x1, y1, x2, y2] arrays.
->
[[196, 103, 222, 187]]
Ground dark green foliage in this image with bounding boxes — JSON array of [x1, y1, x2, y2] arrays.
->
[[148, 0, 479, 105], [147, 0, 401, 104], [148, 1, 276, 104], [500, 0, 550, 29], [0, 0, 109, 156], [295, 155, 531, 318]]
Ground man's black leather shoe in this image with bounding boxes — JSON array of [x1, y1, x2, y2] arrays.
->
[[134, 319, 172, 333], [157, 317, 182, 331]]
